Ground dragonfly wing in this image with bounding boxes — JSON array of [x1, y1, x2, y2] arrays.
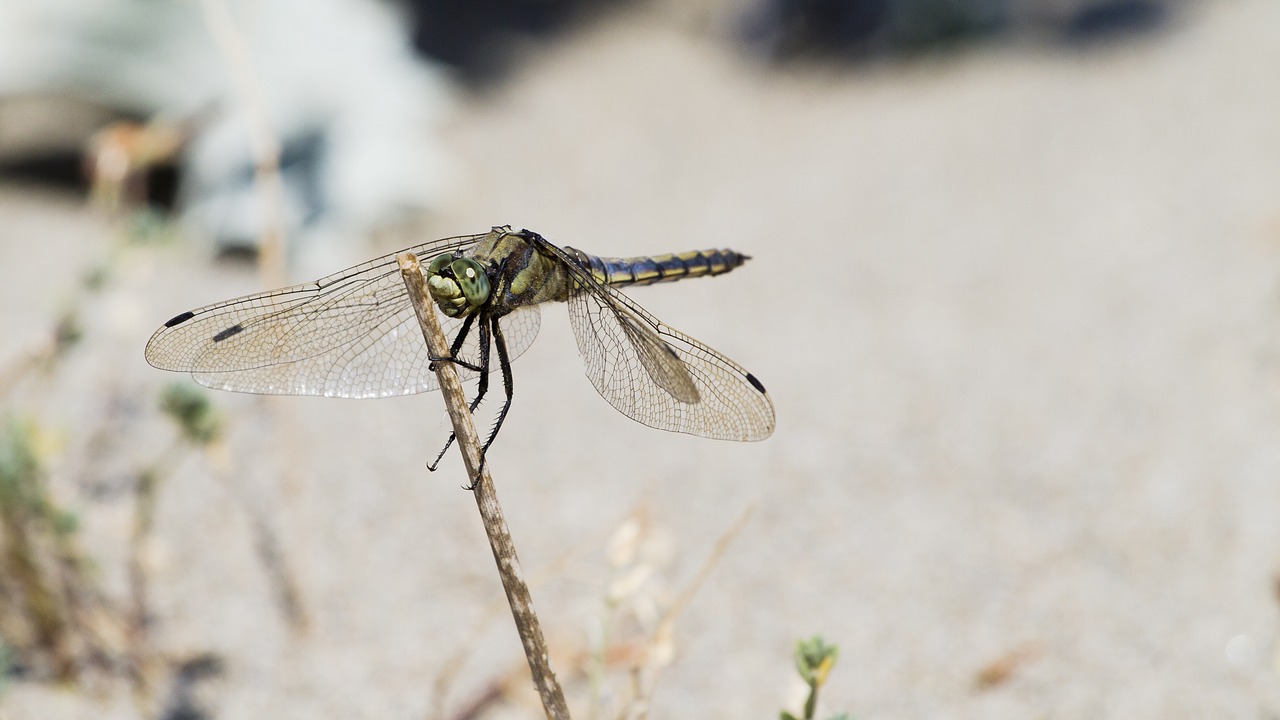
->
[[537, 241, 775, 441], [145, 233, 541, 398], [616, 312, 700, 403], [447, 305, 541, 379]]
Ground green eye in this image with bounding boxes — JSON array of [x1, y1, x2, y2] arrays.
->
[[427, 253, 454, 276], [451, 258, 491, 306]]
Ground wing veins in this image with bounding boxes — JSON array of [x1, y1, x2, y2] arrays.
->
[[530, 236, 773, 440]]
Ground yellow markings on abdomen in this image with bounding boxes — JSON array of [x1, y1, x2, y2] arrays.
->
[[568, 248, 750, 288]]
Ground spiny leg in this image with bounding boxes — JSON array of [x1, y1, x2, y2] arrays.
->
[[475, 313, 516, 479], [466, 319, 492, 415], [427, 313, 492, 472], [429, 312, 484, 373]]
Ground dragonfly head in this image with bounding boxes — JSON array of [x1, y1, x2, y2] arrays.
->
[[426, 254, 491, 317]]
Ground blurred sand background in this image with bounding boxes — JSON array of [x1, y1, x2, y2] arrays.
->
[[3, 0, 1280, 717]]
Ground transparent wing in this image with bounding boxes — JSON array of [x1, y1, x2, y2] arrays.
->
[[535, 240, 774, 441], [144, 233, 541, 398]]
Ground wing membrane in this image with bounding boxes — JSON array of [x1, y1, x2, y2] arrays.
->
[[536, 239, 775, 441], [145, 233, 541, 398], [618, 313, 700, 403]]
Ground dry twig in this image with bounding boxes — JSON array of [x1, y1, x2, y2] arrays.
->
[[398, 252, 571, 720], [197, 0, 287, 284]]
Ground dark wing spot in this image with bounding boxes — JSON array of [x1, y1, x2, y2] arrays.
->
[[664, 341, 681, 359], [212, 324, 245, 343], [164, 310, 196, 327], [746, 372, 766, 394]]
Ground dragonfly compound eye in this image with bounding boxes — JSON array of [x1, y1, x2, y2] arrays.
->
[[426, 256, 491, 317], [451, 258, 491, 308], [426, 253, 455, 276], [425, 253, 478, 317]]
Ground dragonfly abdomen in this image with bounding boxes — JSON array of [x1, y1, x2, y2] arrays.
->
[[566, 248, 749, 288]]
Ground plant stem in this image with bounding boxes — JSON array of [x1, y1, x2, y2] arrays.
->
[[398, 252, 571, 720], [198, 0, 287, 285]]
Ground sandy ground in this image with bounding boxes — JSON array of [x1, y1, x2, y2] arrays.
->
[[4, 1, 1280, 717]]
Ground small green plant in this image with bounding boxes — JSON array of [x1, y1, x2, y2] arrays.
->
[[132, 382, 225, 642], [0, 419, 77, 536], [0, 417, 103, 681], [781, 635, 850, 720], [0, 636, 13, 694], [158, 382, 223, 446]]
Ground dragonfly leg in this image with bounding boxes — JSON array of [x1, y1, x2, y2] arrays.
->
[[468, 319, 492, 414], [427, 314, 493, 473], [428, 312, 485, 373], [474, 314, 515, 481]]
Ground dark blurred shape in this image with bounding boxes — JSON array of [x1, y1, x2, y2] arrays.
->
[[157, 654, 225, 720], [0, 98, 183, 207], [738, 0, 1173, 60], [0, 151, 87, 192], [84, 118, 189, 212], [0, 97, 123, 194], [398, 0, 633, 81], [1064, 0, 1167, 42], [144, 164, 181, 211], [739, 0, 1005, 58]]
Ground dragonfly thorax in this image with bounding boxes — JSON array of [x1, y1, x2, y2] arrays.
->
[[426, 254, 491, 317]]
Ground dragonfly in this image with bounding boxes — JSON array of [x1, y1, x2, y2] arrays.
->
[[145, 226, 774, 469]]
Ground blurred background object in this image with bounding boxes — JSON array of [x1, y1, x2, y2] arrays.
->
[[0, 0, 452, 274], [735, 0, 1175, 59], [0, 0, 1187, 274], [399, 0, 635, 81]]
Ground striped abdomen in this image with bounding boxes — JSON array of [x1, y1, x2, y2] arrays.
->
[[565, 247, 750, 288]]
